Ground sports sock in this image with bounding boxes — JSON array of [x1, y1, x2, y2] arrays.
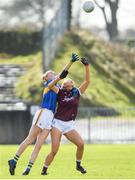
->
[[13, 154, 19, 163], [43, 165, 48, 173], [76, 160, 81, 167], [27, 161, 34, 170]]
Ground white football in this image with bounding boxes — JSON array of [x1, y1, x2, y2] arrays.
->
[[82, 1, 95, 13]]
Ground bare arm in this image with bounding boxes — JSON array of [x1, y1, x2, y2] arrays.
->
[[61, 61, 73, 72], [60, 53, 79, 73], [79, 64, 90, 94]]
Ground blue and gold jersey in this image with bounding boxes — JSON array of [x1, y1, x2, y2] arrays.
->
[[40, 80, 58, 113]]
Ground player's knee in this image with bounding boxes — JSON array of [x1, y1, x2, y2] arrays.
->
[[35, 144, 42, 151], [51, 151, 57, 157], [25, 136, 34, 145], [26, 140, 32, 145], [77, 141, 84, 149], [51, 149, 58, 157]]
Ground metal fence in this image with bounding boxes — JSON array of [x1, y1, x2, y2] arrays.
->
[[30, 106, 135, 144], [72, 107, 135, 144], [1, 105, 135, 144]]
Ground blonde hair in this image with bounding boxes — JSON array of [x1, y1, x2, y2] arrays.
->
[[62, 78, 75, 87], [41, 70, 54, 81]]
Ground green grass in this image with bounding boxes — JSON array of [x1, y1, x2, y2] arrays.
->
[[0, 53, 38, 66], [0, 144, 135, 179]]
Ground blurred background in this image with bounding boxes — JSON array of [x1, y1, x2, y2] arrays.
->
[[0, 0, 135, 144]]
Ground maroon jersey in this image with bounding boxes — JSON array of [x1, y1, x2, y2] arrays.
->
[[54, 87, 80, 121]]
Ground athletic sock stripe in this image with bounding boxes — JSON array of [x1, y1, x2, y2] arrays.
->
[[28, 164, 33, 166], [28, 165, 32, 168], [14, 157, 18, 160], [14, 155, 19, 159], [15, 155, 19, 158]]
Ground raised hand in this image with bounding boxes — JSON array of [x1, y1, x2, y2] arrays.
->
[[71, 53, 79, 62], [81, 57, 89, 66]]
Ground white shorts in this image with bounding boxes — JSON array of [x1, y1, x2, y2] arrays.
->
[[32, 108, 54, 130], [52, 118, 75, 134]]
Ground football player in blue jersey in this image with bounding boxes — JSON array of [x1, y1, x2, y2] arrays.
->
[[8, 53, 79, 175]]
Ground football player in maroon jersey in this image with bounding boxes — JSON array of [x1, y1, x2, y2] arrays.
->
[[41, 57, 90, 175]]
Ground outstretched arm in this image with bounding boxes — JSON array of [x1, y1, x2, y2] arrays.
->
[[79, 58, 90, 94], [48, 53, 79, 93], [61, 61, 73, 72]]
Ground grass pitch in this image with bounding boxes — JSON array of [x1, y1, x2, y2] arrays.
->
[[0, 144, 135, 179]]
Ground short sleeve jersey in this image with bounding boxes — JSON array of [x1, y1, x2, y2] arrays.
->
[[54, 87, 80, 121], [40, 80, 58, 113]]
